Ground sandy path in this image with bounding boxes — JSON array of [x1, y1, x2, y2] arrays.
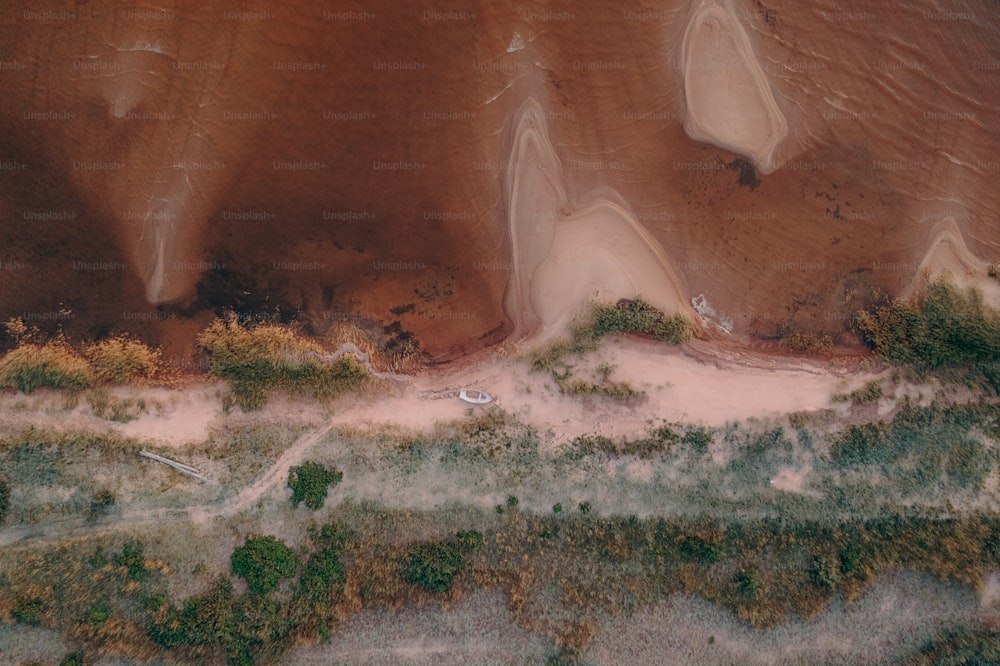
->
[[0, 337, 881, 548], [0, 424, 336, 548]]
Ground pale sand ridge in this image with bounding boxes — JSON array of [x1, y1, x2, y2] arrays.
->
[[681, 0, 787, 172], [504, 98, 693, 343]]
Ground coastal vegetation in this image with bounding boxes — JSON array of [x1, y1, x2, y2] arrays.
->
[[854, 279, 1000, 387], [196, 315, 370, 410], [4, 503, 1000, 664], [528, 298, 690, 399]]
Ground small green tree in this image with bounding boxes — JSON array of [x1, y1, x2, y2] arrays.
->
[[113, 540, 147, 581], [287, 461, 343, 510], [231, 535, 299, 595], [403, 542, 465, 593]]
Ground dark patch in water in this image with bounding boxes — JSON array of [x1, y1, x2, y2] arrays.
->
[[390, 303, 416, 315], [726, 158, 761, 191], [383, 319, 419, 357]]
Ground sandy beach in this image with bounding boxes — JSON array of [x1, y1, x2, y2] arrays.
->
[[681, 0, 788, 172], [505, 98, 693, 344]]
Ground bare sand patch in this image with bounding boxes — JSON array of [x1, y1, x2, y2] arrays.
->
[[343, 336, 879, 447], [680, 0, 787, 172], [504, 98, 693, 344], [110, 384, 223, 446], [769, 465, 821, 497]]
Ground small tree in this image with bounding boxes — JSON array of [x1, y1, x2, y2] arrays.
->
[[287, 462, 343, 510], [113, 540, 147, 581], [231, 535, 299, 595], [403, 541, 465, 593]]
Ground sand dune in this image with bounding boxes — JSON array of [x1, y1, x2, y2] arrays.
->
[[680, 0, 788, 172], [504, 98, 693, 343]]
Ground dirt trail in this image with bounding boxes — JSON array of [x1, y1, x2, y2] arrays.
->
[[0, 337, 883, 548]]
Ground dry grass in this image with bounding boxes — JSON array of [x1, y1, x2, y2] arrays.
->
[[196, 316, 370, 410], [83, 336, 161, 385], [324, 321, 421, 375], [0, 342, 93, 394]]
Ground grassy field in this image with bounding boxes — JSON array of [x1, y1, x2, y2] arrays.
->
[[1, 389, 999, 663]]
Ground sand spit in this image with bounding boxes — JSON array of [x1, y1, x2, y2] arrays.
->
[[680, 0, 787, 172], [504, 98, 693, 343], [905, 217, 1000, 308]]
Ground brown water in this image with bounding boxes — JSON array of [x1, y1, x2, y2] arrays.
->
[[0, 0, 998, 359]]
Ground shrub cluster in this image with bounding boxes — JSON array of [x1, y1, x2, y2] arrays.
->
[[587, 298, 691, 344], [83, 336, 160, 384], [287, 461, 343, 510], [403, 540, 466, 593], [855, 280, 1000, 373], [230, 534, 300, 596], [196, 316, 369, 409], [148, 526, 347, 664], [0, 341, 93, 393], [0, 320, 161, 394], [828, 401, 993, 490]]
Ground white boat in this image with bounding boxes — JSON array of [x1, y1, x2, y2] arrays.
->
[[458, 388, 493, 404]]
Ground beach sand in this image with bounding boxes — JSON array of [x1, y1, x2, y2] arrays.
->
[[504, 98, 693, 344], [681, 0, 788, 173]]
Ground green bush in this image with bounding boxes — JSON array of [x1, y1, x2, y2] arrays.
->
[[197, 316, 369, 410], [88, 489, 116, 520], [681, 426, 713, 454], [59, 651, 86, 666], [855, 280, 1000, 371], [403, 541, 465, 593], [850, 380, 883, 403], [231, 535, 299, 595], [830, 422, 887, 466], [734, 569, 761, 598], [678, 535, 722, 564], [113, 540, 148, 581], [0, 342, 93, 393], [287, 461, 343, 510], [456, 530, 484, 552], [87, 604, 110, 625], [588, 298, 691, 343], [300, 545, 345, 598], [809, 554, 842, 590], [12, 597, 45, 625]]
